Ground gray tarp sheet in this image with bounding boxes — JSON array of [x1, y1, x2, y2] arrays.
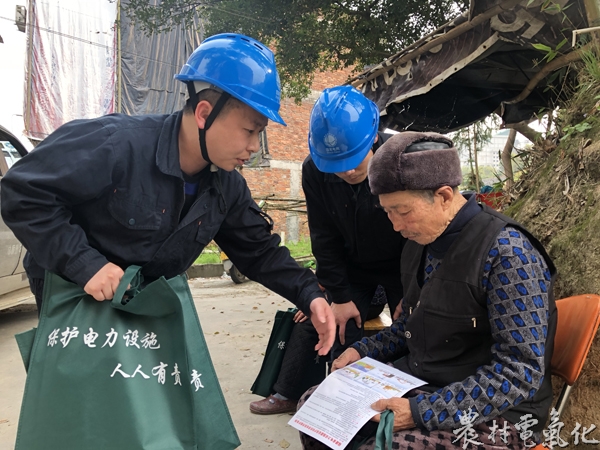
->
[[119, 0, 203, 115]]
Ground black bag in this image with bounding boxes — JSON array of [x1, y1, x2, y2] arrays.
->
[[251, 308, 297, 397]]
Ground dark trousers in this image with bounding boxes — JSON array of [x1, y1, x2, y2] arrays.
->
[[272, 285, 402, 400], [330, 283, 403, 361], [28, 277, 44, 315], [273, 320, 328, 401]]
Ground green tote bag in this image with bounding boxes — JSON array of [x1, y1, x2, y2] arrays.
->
[[250, 308, 297, 397], [14, 266, 240, 450]]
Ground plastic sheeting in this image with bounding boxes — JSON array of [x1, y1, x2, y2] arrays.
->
[[118, 0, 204, 116], [25, 0, 117, 140], [24, 0, 204, 140]]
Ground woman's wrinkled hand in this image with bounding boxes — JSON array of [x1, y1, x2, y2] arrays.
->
[[370, 397, 416, 432], [331, 347, 361, 372]]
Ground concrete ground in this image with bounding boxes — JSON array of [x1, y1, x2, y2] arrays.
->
[[0, 277, 304, 450]]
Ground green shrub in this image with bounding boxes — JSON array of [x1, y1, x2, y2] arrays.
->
[[194, 252, 220, 264], [193, 238, 314, 265], [285, 238, 312, 258]]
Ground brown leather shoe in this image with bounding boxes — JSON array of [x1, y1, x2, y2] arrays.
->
[[249, 395, 297, 415]]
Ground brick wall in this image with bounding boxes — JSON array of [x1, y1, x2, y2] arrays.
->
[[239, 68, 353, 243]]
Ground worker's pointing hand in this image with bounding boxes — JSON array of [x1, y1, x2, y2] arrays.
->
[[309, 297, 335, 355]]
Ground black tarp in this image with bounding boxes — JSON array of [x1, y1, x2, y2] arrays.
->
[[351, 0, 589, 132], [118, 0, 204, 115]]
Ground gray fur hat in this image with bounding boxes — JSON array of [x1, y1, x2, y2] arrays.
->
[[368, 131, 461, 195]]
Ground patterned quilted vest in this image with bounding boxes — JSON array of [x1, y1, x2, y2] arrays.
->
[[397, 206, 556, 430]]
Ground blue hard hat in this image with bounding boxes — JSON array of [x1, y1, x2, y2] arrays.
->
[[175, 33, 286, 126], [308, 86, 379, 173]]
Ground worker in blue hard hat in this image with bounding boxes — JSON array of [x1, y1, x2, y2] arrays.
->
[[1, 33, 335, 354], [304, 86, 407, 360], [248, 86, 407, 415]]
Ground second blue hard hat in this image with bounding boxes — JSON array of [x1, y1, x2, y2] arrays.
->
[[175, 33, 286, 126], [308, 85, 379, 173]]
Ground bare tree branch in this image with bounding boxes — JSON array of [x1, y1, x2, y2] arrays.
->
[[501, 128, 517, 190], [503, 44, 591, 106], [506, 121, 542, 144]]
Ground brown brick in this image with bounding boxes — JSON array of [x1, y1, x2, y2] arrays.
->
[[240, 68, 354, 242]]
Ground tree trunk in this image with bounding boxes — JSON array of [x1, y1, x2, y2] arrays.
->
[[473, 125, 480, 192], [117, 0, 122, 113], [501, 129, 517, 190], [584, 0, 600, 29], [467, 128, 475, 190]]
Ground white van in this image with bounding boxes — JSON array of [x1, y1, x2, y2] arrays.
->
[[0, 125, 33, 309]]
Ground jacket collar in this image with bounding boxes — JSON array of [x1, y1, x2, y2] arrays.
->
[[156, 111, 185, 178], [428, 193, 482, 259]]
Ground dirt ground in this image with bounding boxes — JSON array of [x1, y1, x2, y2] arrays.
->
[[0, 277, 303, 450]]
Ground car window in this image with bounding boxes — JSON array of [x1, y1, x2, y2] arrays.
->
[[1, 141, 23, 169]]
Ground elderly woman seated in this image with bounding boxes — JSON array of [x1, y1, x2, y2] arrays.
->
[[299, 132, 556, 450]]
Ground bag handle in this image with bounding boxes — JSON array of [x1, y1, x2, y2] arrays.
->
[[351, 409, 395, 450], [374, 409, 394, 450], [112, 265, 143, 306]]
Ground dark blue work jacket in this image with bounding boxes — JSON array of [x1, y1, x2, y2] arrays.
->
[[0, 111, 322, 313]]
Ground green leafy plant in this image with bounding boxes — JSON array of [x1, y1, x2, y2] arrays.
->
[[194, 252, 221, 264], [580, 45, 600, 83], [303, 260, 316, 269], [193, 238, 314, 265], [284, 238, 312, 259], [561, 120, 593, 140], [532, 38, 568, 63]]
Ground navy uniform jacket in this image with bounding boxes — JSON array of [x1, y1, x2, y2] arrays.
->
[[0, 111, 322, 313]]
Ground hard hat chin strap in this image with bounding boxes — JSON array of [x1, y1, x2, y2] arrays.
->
[[185, 82, 231, 215], [198, 92, 230, 165], [186, 81, 231, 166]]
